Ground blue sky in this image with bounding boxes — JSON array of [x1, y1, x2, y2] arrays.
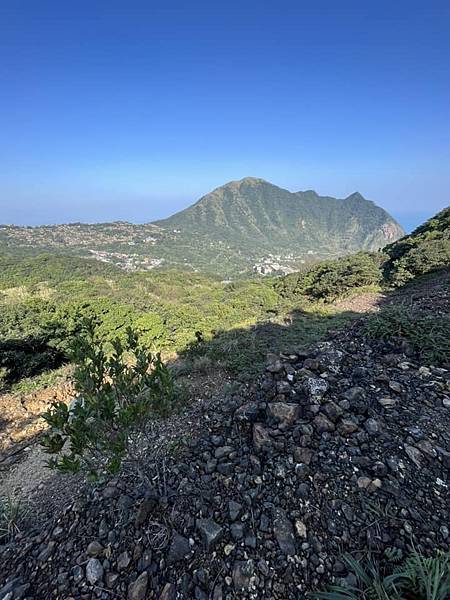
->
[[0, 1, 449, 231]]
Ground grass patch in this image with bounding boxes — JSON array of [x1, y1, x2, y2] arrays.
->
[[365, 307, 450, 366], [182, 305, 356, 378]]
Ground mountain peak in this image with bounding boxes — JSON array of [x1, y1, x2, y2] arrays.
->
[[154, 177, 404, 263], [223, 177, 269, 189], [345, 192, 366, 201]]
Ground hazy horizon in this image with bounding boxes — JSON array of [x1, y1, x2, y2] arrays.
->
[[1, 1, 449, 233], [0, 176, 436, 235]]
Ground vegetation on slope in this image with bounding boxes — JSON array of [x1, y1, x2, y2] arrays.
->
[[383, 206, 450, 285], [156, 178, 404, 255], [0, 178, 405, 277], [0, 206, 448, 391]]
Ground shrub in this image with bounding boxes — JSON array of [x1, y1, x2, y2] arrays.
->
[[384, 207, 450, 286], [276, 252, 384, 302], [41, 324, 180, 480], [0, 299, 66, 386]]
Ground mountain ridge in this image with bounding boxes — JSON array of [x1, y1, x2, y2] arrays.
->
[[0, 177, 404, 277], [154, 177, 404, 256]]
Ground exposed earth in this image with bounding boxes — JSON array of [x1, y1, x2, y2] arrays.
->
[[0, 279, 449, 599]]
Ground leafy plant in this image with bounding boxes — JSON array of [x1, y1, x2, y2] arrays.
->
[[41, 322, 180, 480], [402, 549, 450, 600], [0, 494, 25, 541], [310, 554, 408, 599], [311, 550, 450, 600]]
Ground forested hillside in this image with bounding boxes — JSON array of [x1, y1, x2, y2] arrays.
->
[[0, 206, 448, 392]]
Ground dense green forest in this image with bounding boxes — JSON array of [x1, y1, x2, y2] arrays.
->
[[1, 207, 449, 391]]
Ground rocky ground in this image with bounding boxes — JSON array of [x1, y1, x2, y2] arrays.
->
[[1, 281, 449, 599]]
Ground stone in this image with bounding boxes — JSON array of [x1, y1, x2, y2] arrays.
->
[[378, 397, 397, 408], [338, 418, 359, 435], [389, 380, 402, 393], [106, 572, 120, 588], [357, 476, 371, 489], [415, 439, 437, 458], [267, 402, 300, 426], [295, 520, 307, 538], [230, 522, 244, 540], [87, 541, 103, 557], [404, 444, 425, 467], [276, 380, 292, 394], [296, 483, 310, 499], [303, 377, 328, 400], [117, 550, 131, 571], [128, 571, 148, 600], [322, 401, 343, 422], [293, 447, 313, 465], [214, 446, 233, 459], [266, 359, 284, 373], [160, 582, 177, 600], [273, 508, 296, 555], [232, 560, 254, 592], [252, 423, 272, 452], [224, 543, 235, 556], [196, 519, 223, 550], [228, 500, 243, 521], [364, 418, 380, 436], [135, 498, 156, 527], [167, 533, 191, 564], [37, 542, 55, 561], [318, 346, 343, 373], [313, 414, 335, 433], [234, 402, 259, 423], [86, 558, 104, 585]]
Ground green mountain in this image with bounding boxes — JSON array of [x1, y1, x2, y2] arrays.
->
[[0, 177, 404, 277], [154, 177, 404, 273]]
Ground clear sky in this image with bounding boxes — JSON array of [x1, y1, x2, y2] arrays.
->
[[0, 0, 449, 231]]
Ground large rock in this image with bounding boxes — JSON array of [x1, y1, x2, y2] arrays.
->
[[86, 558, 104, 585], [313, 414, 335, 433], [128, 571, 148, 600], [196, 519, 223, 551], [167, 533, 191, 564], [272, 508, 296, 555], [338, 418, 359, 435], [267, 402, 300, 426], [234, 402, 259, 423], [303, 377, 329, 400], [232, 560, 255, 592], [252, 423, 272, 452]]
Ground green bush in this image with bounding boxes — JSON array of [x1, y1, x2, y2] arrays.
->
[[384, 207, 450, 286], [0, 299, 66, 386], [41, 324, 179, 480], [276, 252, 383, 302]]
